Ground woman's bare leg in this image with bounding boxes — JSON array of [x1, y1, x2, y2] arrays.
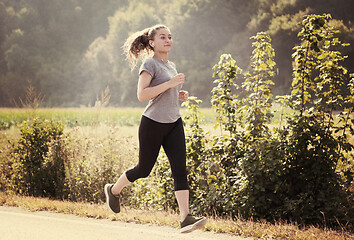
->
[[175, 190, 190, 221], [111, 172, 131, 195]]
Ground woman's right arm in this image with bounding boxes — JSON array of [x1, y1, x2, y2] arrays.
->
[[137, 71, 185, 102]]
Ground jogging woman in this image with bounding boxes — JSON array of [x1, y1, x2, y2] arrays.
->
[[104, 24, 206, 233]]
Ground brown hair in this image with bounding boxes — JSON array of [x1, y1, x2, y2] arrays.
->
[[123, 24, 169, 70]]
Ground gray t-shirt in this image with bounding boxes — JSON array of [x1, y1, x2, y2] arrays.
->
[[139, 58, 182, 123]]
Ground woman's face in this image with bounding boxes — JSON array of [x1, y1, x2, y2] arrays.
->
[[150, 28, 173, 53]]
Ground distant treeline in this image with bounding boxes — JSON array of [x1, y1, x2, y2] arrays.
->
[[0, 0, 353, 107]]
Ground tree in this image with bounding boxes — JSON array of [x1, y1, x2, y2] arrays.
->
[[0, 0, 353, 106]]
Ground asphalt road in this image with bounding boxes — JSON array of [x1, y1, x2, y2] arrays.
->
[[0, 206, 250, 240]]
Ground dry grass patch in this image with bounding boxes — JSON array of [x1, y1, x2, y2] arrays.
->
[[204, 217, 353, 240]]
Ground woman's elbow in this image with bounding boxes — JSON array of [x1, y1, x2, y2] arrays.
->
[[137, 93, 146, 102]]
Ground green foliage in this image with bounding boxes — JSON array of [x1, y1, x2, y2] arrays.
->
[[10, 117, 64, 197], [243, 32, 276, 140], [280, 115, 351, 225], [210, 55, 246, 216], [3, 121, 135, 203], [211, 54, 243, 136], [206, 33, 286, 220], [278, 13, 354, 227], [0, 0, 121, 106], [1, 0, 354, 107], [172, 33, 284, 220], [236, 32, 285, 219]]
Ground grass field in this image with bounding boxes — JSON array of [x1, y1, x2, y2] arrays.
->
[[0, 107, 145, 129], [0, 105, 288, 129]]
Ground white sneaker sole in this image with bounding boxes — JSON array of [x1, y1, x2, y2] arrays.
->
[[181, 217, 207, 233], [104, 184, 111, 211]]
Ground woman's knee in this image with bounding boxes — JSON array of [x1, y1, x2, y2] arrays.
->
[[137, 168, 151, 179], [126, 166, 152, 182]]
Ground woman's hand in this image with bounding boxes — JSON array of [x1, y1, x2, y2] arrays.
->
[[179, 90, 189, 101], [171, 74, 188, 101], [169, 73, 185, 88]]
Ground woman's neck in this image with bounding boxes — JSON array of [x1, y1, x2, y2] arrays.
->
[[153, 52, 168, 62]]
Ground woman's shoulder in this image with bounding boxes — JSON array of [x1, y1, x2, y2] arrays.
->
[[142, 57, 157, 65], [139, 58, 157, 76]]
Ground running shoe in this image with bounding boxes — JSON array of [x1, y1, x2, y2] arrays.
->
[[104, 184, 120, 213], [180, 214, 207, 233]]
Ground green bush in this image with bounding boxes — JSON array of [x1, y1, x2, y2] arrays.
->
[[9, 117, 64, 197], [186, 14, 353, 228], [194, 32, 285, 219], [277, 14, 354, 227], [5, 117, 133, 203]]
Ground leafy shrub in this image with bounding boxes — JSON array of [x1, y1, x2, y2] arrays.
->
[[9, 117, 64, 197], [204, 32, 285, 219], [0, 131, 18, 192], [277, 13, 354, 227], [4, 119, 135, 203]]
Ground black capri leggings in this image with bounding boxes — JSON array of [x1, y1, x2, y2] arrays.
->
[[125, 116, 189, 191]]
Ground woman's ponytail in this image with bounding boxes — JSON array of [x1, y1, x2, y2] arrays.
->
[[123, 24, 168, 70]]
